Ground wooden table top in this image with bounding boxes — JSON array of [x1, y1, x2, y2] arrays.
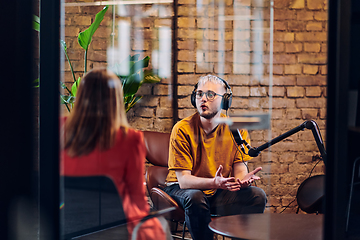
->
[[209, 213, 323, 240]]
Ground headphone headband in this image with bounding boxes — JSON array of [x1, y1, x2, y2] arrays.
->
[[190, 76, 232, 110]]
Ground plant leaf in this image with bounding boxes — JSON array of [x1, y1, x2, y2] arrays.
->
[[123, 72, 143, 97], [60, 95, 76, 104], [60, 40, 67, 51], [33, 15, 40, 32], [142, 70, 161, 83], [33, 78, 40, 88], [71, 77, 82, 97], [130, 56, 150, 74], [125, 96, 142, 113], [78, 5, 108, 51]]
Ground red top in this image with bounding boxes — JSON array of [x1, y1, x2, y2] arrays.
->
[[61, 120, 165, 240]]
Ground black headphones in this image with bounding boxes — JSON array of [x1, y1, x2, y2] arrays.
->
[[190, 76, 232, 110]]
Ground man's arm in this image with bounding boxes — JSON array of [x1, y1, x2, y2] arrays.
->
[[175, 165, 240, 190]]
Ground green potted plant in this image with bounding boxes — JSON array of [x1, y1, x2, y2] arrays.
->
[[34, 5, 160, 112]]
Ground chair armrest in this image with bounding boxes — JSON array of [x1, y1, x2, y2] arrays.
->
[[150, 187, 185, 222], [131, 207, 176, 240]]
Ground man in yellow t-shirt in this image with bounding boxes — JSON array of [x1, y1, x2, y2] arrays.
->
[[163, 75, 266, 240]]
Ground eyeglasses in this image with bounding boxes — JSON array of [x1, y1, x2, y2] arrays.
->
[[195, 90, 223, 101]]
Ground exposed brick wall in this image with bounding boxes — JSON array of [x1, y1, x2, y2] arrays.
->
[[63, 0, 328, 214]]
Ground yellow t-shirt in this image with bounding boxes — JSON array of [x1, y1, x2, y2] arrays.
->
[[165, 112, 252, 195]]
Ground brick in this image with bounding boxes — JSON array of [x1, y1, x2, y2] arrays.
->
[[321, 43, 328, 52], [159, 96, 173, 108], [271, 65, 284, 75], [288, 21, 306, 31], [303, 65, 318, 75], [297, 76, 326, 86], [320, 65, 327, 75], [272, 98, 296, 108], [156, 107, 173, 118], [271, 109, 285, 119], [177, 29, 197, 39], [178, 62, 195, 73], [137, 96, 158, 107], [302, 109, 319, 119], [314, 12, 328, 21], [136, 84, 152, 95], [214, 63, 232, 74], [285, 43, 302, 53], [226, 75, 250, 86], [154, 84, 171, 96], [266, 54, 297, 64], [286, 109, 302, 119], [274, 9, 297, 20], [178, 39, 196, 50], [178, 85, 195, 96], [233, 64, 250, 74], [178, 97, 194, 108], [306, 0, 323, 9], [295, 32, 327, 41], [178, 17, 196, 28], [178, 109, 197, 119], [289, 0, 305, 8], [87, 51, 107, 62], [273, 42, 285, 52], [274, 21, 288, 31], [297, 54, 327, 64], [232, 86, 250, 97], [154, 19, 172, 28], [273, 76, 297, 86], [296, 11, 314, 21], [272, 87, 285, 97], [178, 50, 196, 61], [287, 87, 305, 97], [230, 98, 249, 109], [65, 26, 80, 37], [274, 32, 295, 42], [296, 98, 326, 108], [129, 117, 154, 130], [250, 87, 267, 97], [153, 118, 174, 132], [135, 107, 155, 118], [304, 43, 321, 52], [305, 86, 322, 97], [306, 22, 323, 31], [233, 52, 251, 63], [319, 108, 327, 119], [285, 65, 302, 75], [196, 62, 214, 73], [177, 75, 199, 85]]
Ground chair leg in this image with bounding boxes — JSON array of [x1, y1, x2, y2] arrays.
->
[[346, 157, 359, 233], [182, 221, 186, 240]]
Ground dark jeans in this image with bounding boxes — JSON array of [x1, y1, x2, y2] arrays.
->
[[163, 184, 267, 240]]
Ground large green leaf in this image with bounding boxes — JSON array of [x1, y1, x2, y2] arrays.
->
[[130, 56, 150, 74], [122, 72, 143, 97], [78, 5, 108, 51], [60, 95, 76, 104]]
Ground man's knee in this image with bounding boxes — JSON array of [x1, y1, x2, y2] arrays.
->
[[251, 186, 267, 207], [183, 189, 209, 211]]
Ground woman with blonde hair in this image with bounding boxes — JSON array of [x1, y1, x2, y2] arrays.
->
[[61, 68, 167, 240]]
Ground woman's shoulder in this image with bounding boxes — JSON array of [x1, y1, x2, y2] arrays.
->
[[117, 127, 144, 145]]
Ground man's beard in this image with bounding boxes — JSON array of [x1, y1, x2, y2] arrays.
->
[[199, 109, 219, 119]]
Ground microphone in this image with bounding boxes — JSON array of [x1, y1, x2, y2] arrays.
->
[[231, 129, 252, 154]]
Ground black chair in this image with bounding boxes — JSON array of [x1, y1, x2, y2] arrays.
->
[[296, 175, 325, 214], [61, 176, 174, 240], [346, 157, 360, 234]]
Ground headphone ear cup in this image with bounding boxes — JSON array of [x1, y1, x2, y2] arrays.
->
[[191, 91, 197, 108], [221, 93, 232, 110]]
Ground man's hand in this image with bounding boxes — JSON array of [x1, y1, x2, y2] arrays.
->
[[214, 165, 239, 191], [236, 167, 262, 188]]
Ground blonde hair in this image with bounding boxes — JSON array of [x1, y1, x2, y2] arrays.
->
[[64, 68, 129, 157], [198, 74, 227, 92]]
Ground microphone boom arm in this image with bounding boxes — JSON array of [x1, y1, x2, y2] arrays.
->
[[247, 120, 327, 165]]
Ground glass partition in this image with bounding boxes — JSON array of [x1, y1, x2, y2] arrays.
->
[[60, 0, 273, 239]]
